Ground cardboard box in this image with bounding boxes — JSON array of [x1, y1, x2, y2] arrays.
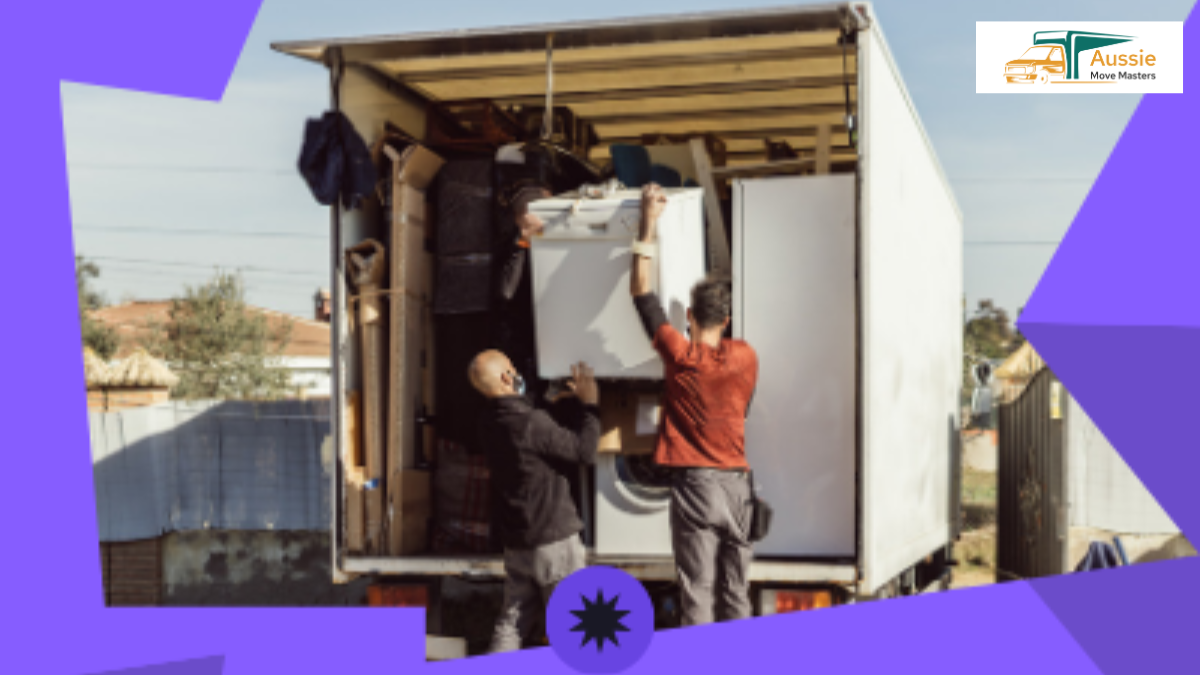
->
[[345, 466, 366, 554], [385, 143, 445, 556], [598, 388, 663, 455], [388, 469, 432, 555]]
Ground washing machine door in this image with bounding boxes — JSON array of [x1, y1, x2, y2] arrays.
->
[[611, 454, 672, 511], [596, 454, 674, 556]]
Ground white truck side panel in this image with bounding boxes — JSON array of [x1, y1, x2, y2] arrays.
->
[[860, 19, 963, 593], [734, 175, 857, 557]]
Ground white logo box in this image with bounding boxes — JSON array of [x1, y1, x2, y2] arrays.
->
[[976, 22, 1184, 94]]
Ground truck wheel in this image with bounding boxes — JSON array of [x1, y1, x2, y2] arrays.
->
[[1037, 72, 1049, 84], [939, 570, 954, 592]]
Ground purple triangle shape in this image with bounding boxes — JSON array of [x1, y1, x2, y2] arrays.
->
[[1021, 14, 1200, 329], [1020, 324, 1199, 540], [1030, 558, 1200, 675], [87, 656, 223, 675], [1020, 7, 1199, 675]]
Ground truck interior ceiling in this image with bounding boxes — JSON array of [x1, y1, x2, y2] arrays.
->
[[278, 5, 862, 174]]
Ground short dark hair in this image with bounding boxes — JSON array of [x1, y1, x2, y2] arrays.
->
[[690, 274, 732, 329]]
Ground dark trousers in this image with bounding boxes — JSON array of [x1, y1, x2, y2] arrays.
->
[[670, 468, 754, 625]]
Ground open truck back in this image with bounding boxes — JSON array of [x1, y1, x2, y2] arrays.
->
[[272, 2, 963, 618]]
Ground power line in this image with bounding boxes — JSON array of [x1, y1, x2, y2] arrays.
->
[[69, 163, 296, 176], [91, 266, 324, 294], [85, 255, 323, 277], [75, 225, 326, 240]]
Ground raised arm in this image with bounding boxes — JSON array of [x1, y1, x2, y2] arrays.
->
[[631, 183, 666, 298], [631, 184, 671, 341]]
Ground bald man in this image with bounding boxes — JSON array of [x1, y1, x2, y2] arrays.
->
[[470, 350, 601, 653]]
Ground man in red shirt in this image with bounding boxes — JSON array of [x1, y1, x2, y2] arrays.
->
[[630, 183, 759, 626]]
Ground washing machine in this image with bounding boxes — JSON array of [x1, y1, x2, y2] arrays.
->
[[594, 453, 674, 557]]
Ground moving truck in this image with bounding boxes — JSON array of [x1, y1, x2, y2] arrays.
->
[[272, 2, 964, 624]]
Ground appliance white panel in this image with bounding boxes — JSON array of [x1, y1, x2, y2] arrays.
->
[[734, 174, 857, 557], [594, 454, 673, 557], [529, 189, 706, 380]]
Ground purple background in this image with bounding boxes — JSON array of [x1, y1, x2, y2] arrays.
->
[[3, 1, 1192, 673]]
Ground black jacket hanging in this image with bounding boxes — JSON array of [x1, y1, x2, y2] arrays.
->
[[298, 110, 377, 210]]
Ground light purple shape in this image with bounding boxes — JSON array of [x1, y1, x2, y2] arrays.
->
[[433, 582, 1100, 674], [89, 656, 224, 675], [1, 0, 1179, 673], [3, 2, 424, 674], [1020, 5, 1199, 675]]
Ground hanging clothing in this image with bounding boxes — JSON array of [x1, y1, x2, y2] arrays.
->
[[298, 110, 377, 210]]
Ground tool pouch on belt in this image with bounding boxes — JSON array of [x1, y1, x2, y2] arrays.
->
[[748, 470, 773, 543]]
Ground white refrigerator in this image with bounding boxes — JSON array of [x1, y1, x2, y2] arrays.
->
[[733, 174, 858, 557], [528, 188, 707, 380]]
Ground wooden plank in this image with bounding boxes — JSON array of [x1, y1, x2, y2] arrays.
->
[[595, 110, 847, 140], [346, 240, 388, 555], [473, 74, 855, 108], [386, 144, 444, 556], [689, 138, 732, 274], [710, 157, 856, 179], [815, 124, 832, 175], [346, 465, 366, 554], [391, 469, 432, 555], [382, 30, 841, 76], [346, 391, 364, 468], [409, 54, 855, 100], [566, 86, 855, 123], [603, 124, 850, 146], [726, 149, 856, 166], [399, 45, 847, 82]]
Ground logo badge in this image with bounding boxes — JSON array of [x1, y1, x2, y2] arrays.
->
[[547, 567, 654, 673], [976, 22, 1183, 93]]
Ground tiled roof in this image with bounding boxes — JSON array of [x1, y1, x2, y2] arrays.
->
[[91, 301, 331, 359]]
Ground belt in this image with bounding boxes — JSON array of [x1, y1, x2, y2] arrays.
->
[[674, 466, 749, 478]]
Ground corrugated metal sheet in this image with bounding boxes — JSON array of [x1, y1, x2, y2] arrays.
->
[[1066, 397, 1179, 535], [997, 368, 1068, 579], [91, 400, 332, 542]]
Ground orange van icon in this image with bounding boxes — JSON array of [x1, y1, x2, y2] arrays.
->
[[1005, 45, 1066, 84]]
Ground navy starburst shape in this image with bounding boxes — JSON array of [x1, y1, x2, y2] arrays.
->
[[569, 589, 631, 652]]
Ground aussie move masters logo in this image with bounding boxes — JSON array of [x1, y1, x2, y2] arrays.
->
[[1004, 31, 1156, 85], [976, 22, 1182, 94]]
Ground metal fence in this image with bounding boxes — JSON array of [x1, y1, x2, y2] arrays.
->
[[90, 399, 332, 542], [997, 368, 1069, 580]]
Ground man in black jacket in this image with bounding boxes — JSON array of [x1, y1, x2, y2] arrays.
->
[[469, 349, 601, 653]]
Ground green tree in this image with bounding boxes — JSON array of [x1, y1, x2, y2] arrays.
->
[[146, 271, 295, 400], [963, 299, 1021, 407], [76, 256, 121, 360]]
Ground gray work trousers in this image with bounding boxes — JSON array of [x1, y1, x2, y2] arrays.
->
[[670, 468, 754, 626], [489, 533, 586, 653]]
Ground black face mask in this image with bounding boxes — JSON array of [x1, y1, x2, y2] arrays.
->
[[510, 371, 526, 396]]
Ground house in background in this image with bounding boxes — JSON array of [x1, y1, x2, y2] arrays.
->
[[993, 341, 1046, 404], [91, 300, 332, 398], [85, 347, 180, 411]]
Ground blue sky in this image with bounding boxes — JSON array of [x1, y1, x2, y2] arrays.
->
[[63, 0, 1195, 321]]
